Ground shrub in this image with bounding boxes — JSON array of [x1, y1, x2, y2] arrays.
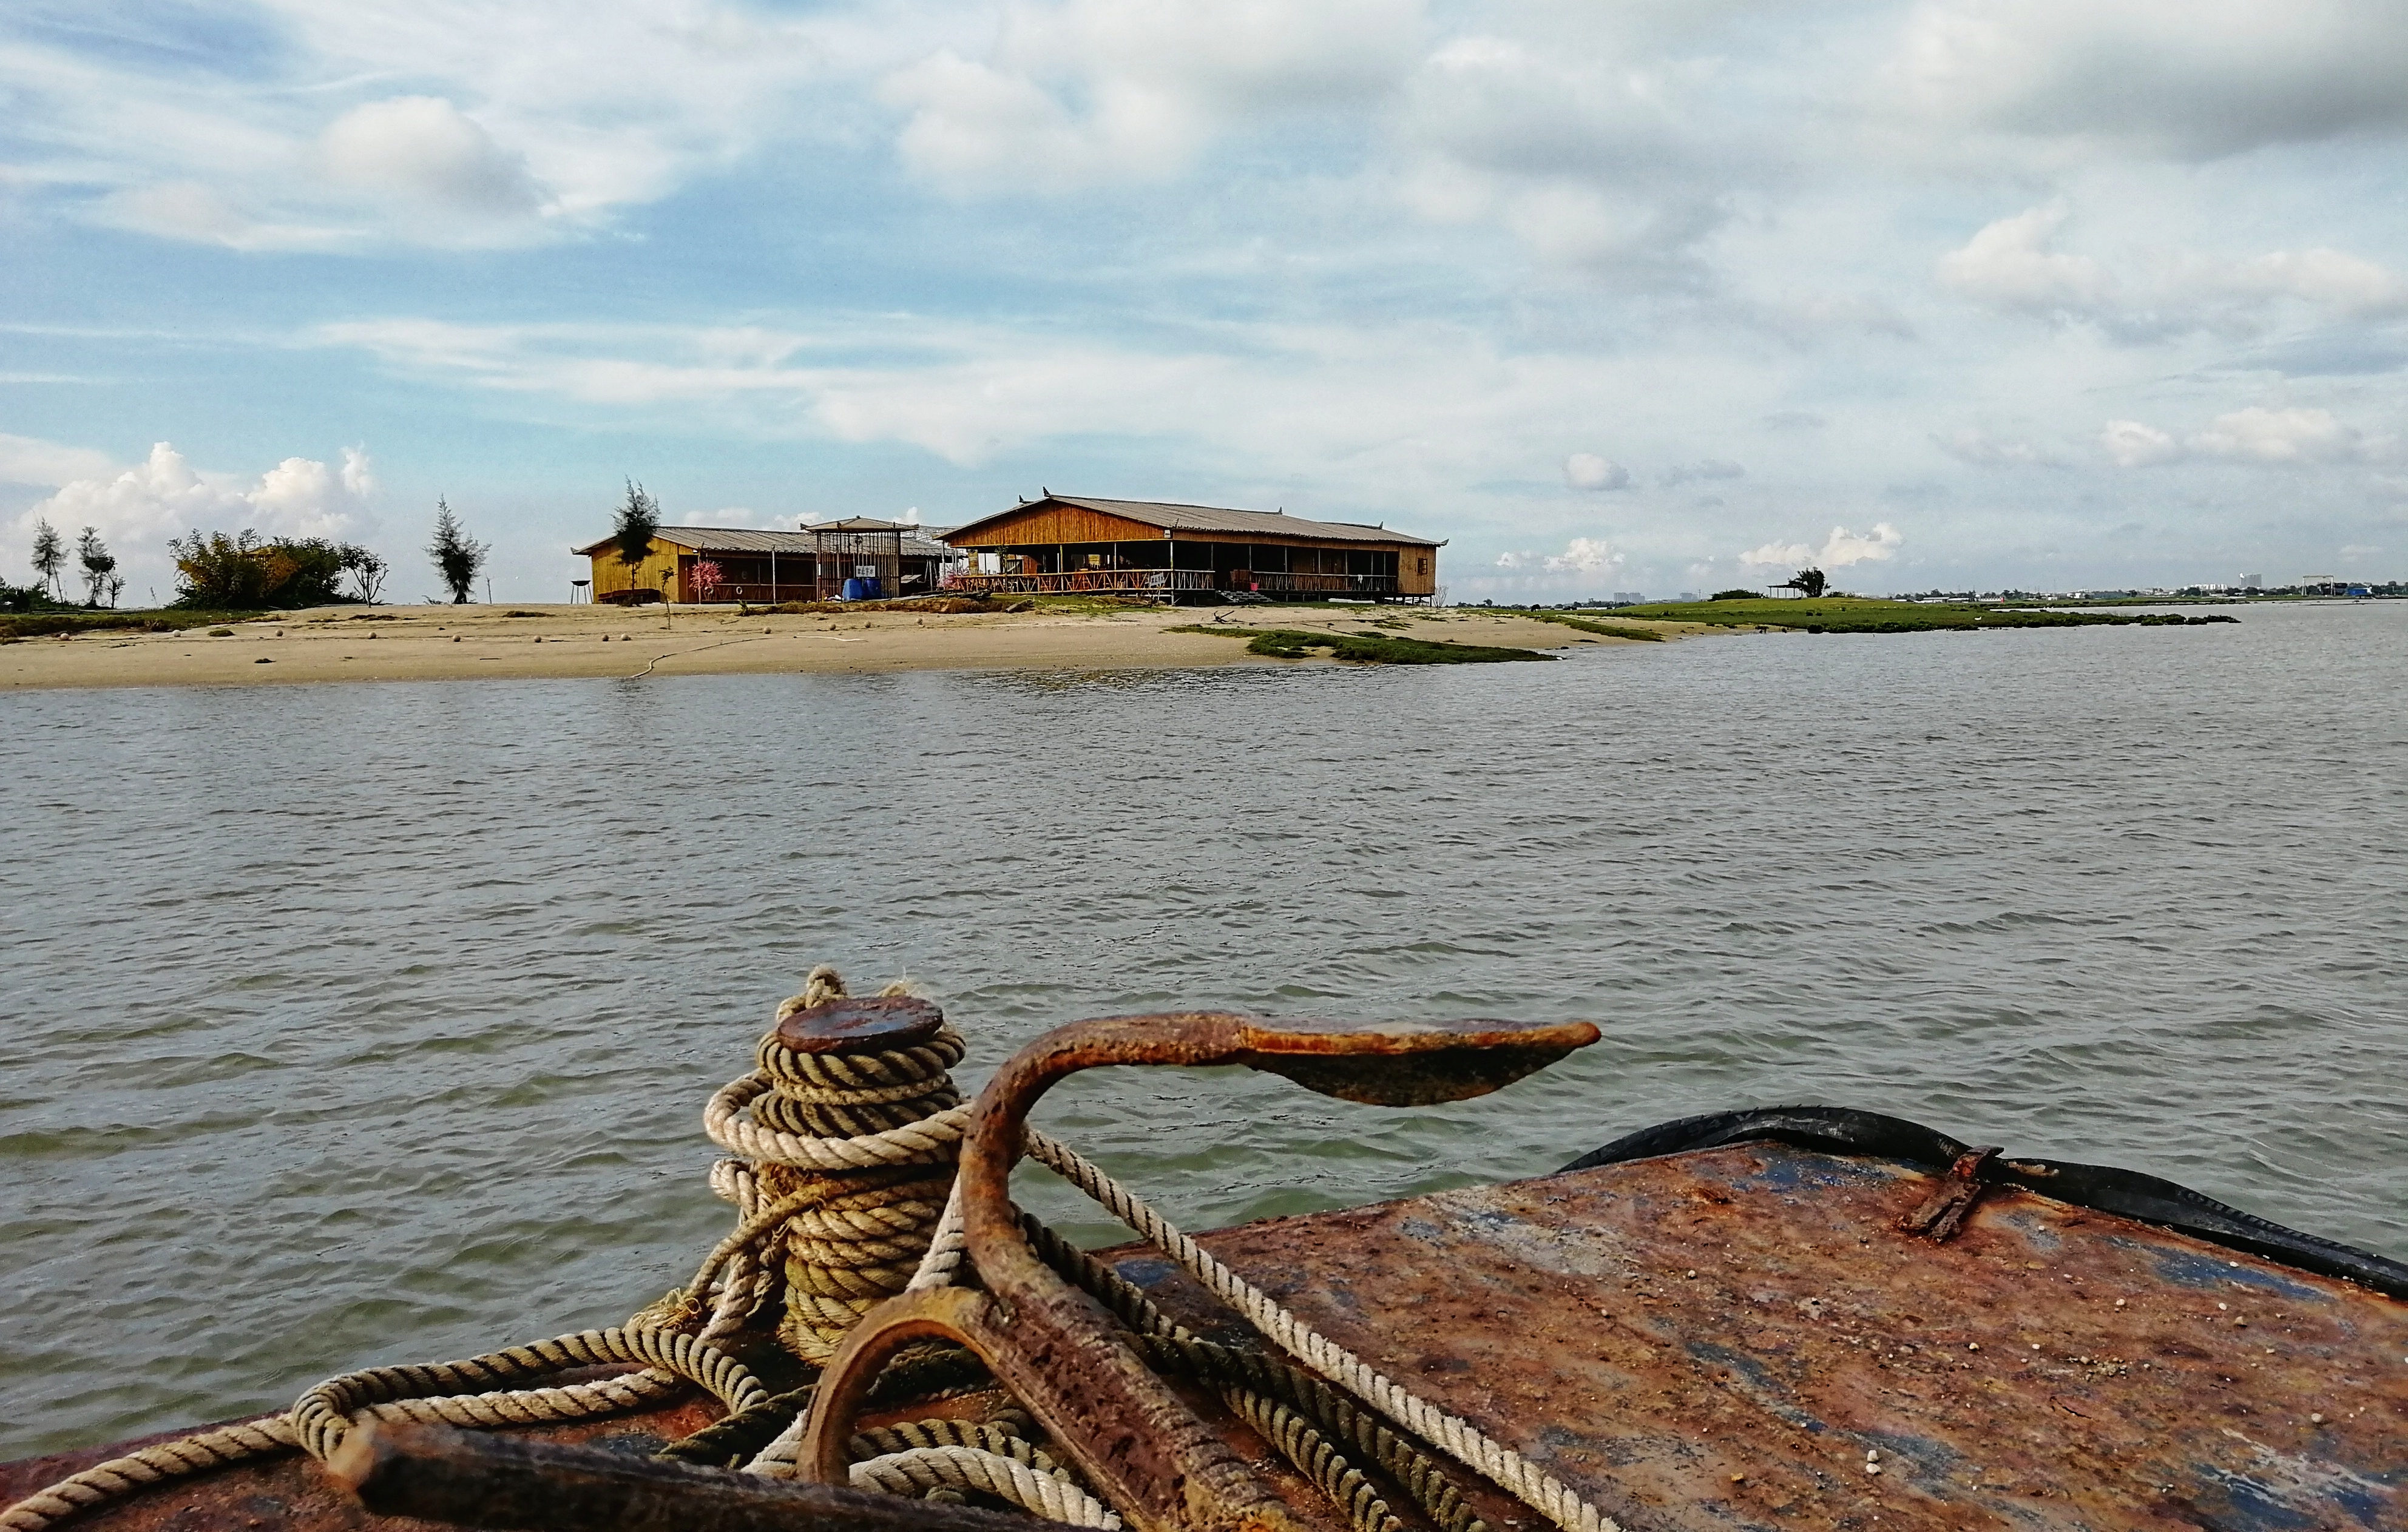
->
[[1709, 588, 1760, 601], [167, 529, 369, 609]]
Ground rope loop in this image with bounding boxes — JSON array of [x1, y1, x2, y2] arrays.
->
[[852, 1446, 1121, 1529], [287, 1325, 766, 1464]]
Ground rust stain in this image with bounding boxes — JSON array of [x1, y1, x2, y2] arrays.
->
[[1142, 1144, 2408, 1531]]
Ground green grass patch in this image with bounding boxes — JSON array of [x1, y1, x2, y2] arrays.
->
[[0, 609, 272, 640], [1533, 611, 1665, 641], [1171, 624, 1554, 664], [1610, 596, 2230, 633], [1027, 593, 1169, 615]]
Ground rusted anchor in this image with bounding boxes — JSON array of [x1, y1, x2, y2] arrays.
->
[[796, 1011, 1600, 1532]]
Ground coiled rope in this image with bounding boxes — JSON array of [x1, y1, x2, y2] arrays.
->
[[701, 965, 972, 1363], [6, 977, 1622, 1532], [3, 963, 970, 1532], [852, 1447, 1119, 1528]]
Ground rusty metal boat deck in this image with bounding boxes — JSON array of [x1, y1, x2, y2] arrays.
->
[[8, 1004, 2401, 1532], [1152, 1141, 2406, 1530], [12, 1133, 2400, 1532]]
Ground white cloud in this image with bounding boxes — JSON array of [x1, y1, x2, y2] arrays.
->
[[1563, 453, 1630, 491], [2101, 419, 2182, 467], [2183, 248, 2408, 317], [3, 0, 859, 251], [882, 0, 1422, 195], [1661, 458, 1742, 487], [1543, 536, 1622, 574], [0, 433, 118, 487], [340, 447, 377, 499], [317, 97, 546, 221], [1493, 536, 1624, 582], [1936, 203, 2408, 337], [1739, 522, 1902, 570], [2191, 407, 2378, 464], [2103, 408, 2387, 467], [1936, 429, 2060, 467], [1889, 1, 2408, 159], [1393, 31, 1728, 275], [316, 311, 1768, 493], [1936, 201, 2111, 317], [8, 442, 379, 598]]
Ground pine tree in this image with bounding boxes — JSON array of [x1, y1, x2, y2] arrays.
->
[[427, 498, 490, 604], [30, 517, 64, 601], [613, 480, 660, 566], [75, 527, 116, 608]]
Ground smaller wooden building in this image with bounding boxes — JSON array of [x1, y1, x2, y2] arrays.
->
[[939, 494, 1442, 602], [575, 521, 958, 604]]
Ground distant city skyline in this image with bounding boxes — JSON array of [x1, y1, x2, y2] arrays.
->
[[5, 2, 2406, 604]]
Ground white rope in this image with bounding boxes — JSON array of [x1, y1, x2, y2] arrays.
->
[[905, 1178, 970, 1292], [743, 1410, 813, 1477], [1023, 1129, 1623, 1532], [0, 1419, 297, 1532], [705, 1076, 973, 1169], [852, 1446, 1121, 1528], [2, 1326, 762, 1532]]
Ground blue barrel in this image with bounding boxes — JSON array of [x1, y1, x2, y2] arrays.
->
[[840, 578, 867, 601], [861, 576, 882, 599]]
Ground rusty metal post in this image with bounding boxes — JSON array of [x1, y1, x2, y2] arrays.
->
[[801, 1011, 1598, 1532], [333, 1419, 1038, 1532]]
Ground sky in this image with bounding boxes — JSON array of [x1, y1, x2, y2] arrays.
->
[[4, 0, 2407, 604]]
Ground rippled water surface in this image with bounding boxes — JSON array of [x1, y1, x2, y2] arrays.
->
[[3, 602, 2403, 1457]]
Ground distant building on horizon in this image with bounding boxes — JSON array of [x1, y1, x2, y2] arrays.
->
[[2240, 573, 2263, 589]]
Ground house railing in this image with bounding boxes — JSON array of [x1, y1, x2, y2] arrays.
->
[[945, 570, 1215, 595], [1245, 572, 1399, 594], [686, 576, 938, 604]]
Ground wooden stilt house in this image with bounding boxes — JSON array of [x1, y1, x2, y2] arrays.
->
[[575, 521, 958, 604], [938, 495, 1442, 602]]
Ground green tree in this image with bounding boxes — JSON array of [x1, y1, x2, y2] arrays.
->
[[30, 517, 65, 601], [1779, 567, 1827, 599], [75, 527, 117, 607], [167, 530, 357, 608], [343, 545, 388, 602], [427, 499, 489, 603], [613, 479, 660, 565]]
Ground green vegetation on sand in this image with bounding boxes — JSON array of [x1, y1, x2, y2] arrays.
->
[[1172, 624, 1554, 664], [1613, 596, 2236, 633], [1532, 610, 1664, 641], [0, 608, 272, 641]]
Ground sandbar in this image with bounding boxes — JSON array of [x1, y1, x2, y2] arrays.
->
[[0, 604, 1723, 692]]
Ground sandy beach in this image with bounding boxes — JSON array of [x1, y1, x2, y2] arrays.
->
[[0, 603, 1720, 691]]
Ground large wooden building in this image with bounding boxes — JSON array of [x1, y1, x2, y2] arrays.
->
[[575, 521, 956, 604], [938, 494, 1442, 602]]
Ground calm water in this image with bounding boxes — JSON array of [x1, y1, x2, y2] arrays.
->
[[2, 602, 2402, 1457]]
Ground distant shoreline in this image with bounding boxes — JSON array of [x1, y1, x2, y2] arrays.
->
[[0, 602, 1702, 692]]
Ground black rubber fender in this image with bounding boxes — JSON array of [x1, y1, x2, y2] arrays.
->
[[1560, 1105, 2408, 1301]]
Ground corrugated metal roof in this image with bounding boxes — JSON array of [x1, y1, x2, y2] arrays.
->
[[942, 495, 1445, 547], [572, 527, 954, 558]]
